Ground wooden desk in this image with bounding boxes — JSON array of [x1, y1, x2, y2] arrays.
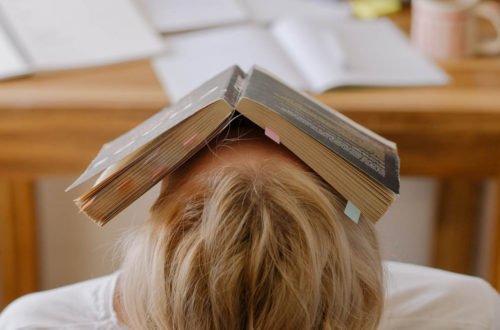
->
[[1, 14, 500, 308]]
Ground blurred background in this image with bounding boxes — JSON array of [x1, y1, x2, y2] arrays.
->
[[1, 0, 500, 310]]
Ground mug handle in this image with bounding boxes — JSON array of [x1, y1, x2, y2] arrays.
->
[[475, 1, 500, 55]]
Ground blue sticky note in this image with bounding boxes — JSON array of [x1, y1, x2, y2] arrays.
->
[[344, 201, 361, 223]]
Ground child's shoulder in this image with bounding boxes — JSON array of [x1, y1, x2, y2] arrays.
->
[[0, 273, 119, 330], [381, 261, 500, 329]]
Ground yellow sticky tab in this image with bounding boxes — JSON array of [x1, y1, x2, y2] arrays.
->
[[351, 0, 402, 19]]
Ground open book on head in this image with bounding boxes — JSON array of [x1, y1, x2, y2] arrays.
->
[[67, 65, 400, 226], [154, 17, 449, 102], [0, 0, 164, 80]]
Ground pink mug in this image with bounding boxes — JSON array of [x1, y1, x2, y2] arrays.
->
[[412, 0, 500, 58]]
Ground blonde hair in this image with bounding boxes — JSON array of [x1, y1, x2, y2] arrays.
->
[[118, 160, 383, 329]]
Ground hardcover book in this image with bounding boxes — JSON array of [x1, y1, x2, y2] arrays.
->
[[67, 65, 400, 226]]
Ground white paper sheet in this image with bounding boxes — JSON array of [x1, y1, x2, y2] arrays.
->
[[271, 18, 347, 91], [140, 0, 350, 33], [153, 17, 448, 100], [242, 0, 351, 22], [309, 18, 449, 92], [0, 0, 165, 71], [153, 25, 306, 101], [0, 24, 30, 79], [141, 0, 248, 32]]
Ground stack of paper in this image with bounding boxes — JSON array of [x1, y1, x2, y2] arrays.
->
[[0, 23, 28, 79], [0, 0, 165, 80], [141, 0, 248, 32], [139, 0, 351, 32]]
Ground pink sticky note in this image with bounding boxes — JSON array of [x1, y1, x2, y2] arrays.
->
[[183, 133, 198, 147], [265, 127, 280, 144]]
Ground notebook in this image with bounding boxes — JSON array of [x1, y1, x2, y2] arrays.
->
[[0, 0, 165, 80], [153, 17, 449, 101]]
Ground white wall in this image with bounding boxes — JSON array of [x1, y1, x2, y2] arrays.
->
[[36, 177, 156, 289], [35, 176, 437, 290], [376, 177, 437, 265]]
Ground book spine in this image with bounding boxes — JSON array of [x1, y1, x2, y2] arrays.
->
[[223, 66, 246, 108]]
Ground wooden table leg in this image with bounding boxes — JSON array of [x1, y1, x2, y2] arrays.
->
[[488, 179, 500, 290], [432, 180, 482, 275], [0, 179, 38, 310]]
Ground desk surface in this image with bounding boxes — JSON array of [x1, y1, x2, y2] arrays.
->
[[0, 12, 499, 178]]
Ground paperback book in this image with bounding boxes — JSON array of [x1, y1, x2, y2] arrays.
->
[[67, 65, 400, 226]]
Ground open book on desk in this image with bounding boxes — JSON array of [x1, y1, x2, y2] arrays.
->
[[154, 17, 449, 101], [0, 0, 165, 80]]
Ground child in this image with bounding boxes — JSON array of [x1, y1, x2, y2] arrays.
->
[[1, 126, 499, 329]]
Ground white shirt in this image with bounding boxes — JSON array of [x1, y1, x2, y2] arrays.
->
[[1, 261, 499, 330]]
